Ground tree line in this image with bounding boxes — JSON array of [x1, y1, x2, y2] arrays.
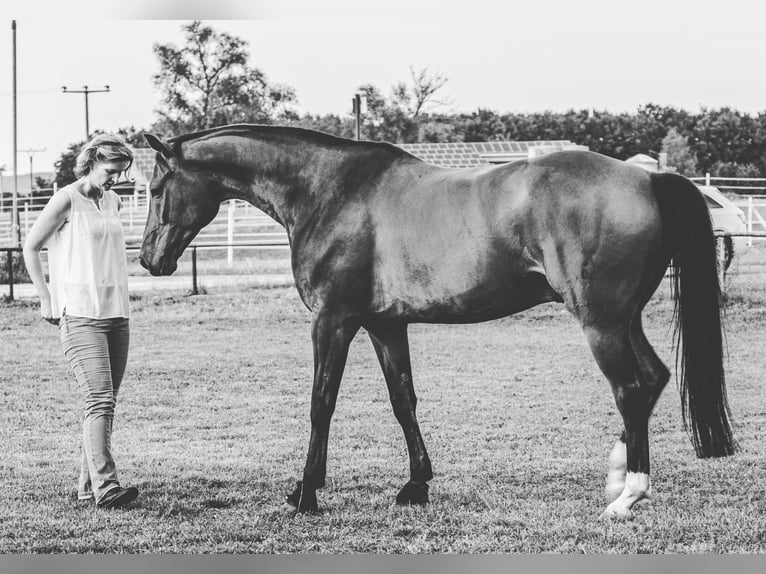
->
[[47, 21, 766, 188]]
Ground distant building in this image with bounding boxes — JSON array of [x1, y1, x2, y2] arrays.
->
[[129, 147, 156, 189], [625, 153, 659, 172], [397, 140, 587, 168]]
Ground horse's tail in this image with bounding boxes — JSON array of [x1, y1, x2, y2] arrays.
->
[[650, 172, 736, 458]]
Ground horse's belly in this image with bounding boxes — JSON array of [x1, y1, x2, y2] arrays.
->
[[370, 256, 558, 323]]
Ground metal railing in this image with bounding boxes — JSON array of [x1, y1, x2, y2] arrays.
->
[[1, 240, 291, 301]]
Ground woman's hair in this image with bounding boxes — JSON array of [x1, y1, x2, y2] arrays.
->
[[74, 134, 134, 177]]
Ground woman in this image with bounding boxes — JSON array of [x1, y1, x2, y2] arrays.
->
[[24, 134, 138, 509]]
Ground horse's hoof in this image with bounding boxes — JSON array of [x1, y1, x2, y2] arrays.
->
[[285, 481, 318, 513], [395, 481, 429, 505], [598, 505, 634, 521], [604, 481, 625, 503]]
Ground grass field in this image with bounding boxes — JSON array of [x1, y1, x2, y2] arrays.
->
[[1, 278, 764, 553]]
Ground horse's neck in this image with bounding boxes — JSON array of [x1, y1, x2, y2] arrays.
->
[[189, 134, 343, 229]]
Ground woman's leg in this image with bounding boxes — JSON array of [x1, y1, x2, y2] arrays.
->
[[108, 318, 130, 399], [60, 315, 121, 503]]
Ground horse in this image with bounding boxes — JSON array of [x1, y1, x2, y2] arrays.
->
[[139, 124, 735, 519]]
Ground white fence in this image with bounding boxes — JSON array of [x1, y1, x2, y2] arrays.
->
[[3, 177, 766, 251], [0, 184, 289, 265], [689, 175, 766, 244]]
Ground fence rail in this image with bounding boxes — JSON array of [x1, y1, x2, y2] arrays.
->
[[1, 241, 292, 300], [4, 183, 766, 247], [4, 176, 766, 299], [0, 186, 289, 261], [4, 233, 766, 301]]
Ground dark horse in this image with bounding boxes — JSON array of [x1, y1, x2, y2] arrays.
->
[[139, 124, 735, 518]]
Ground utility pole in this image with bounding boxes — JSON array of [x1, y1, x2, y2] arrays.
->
[[352, 92, 367, 140], [19, 148, 45, 194], [0, 165, 5, 214], [62, 85, 111, 140], [12, 20, 20, 247]]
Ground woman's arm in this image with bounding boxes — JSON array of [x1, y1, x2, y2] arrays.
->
[[22, 191, 71, 323]]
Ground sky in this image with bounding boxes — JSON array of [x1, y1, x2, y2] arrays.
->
[[1, 0, 765, 176]]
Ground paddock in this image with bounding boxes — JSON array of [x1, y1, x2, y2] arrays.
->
[[1, 279, 763, 553]]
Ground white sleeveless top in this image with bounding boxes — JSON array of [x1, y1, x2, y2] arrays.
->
[[47, 185, 130, 319]]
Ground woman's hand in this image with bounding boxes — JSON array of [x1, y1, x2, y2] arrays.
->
[[39, 299, 59, 325]]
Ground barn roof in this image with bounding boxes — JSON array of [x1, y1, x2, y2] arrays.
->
[[396, 140, 582, 168], [129, 147, 156, 187]]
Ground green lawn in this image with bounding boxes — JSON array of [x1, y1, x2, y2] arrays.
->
[[1, 282, 764, 553]]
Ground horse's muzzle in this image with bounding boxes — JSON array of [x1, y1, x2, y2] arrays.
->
[[139, 253, 177, 276]]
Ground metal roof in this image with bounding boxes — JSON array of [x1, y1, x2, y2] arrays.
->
[[397, 140, 582, 167]]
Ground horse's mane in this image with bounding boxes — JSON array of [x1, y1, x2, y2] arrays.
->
[[168, 123, 419, 162]]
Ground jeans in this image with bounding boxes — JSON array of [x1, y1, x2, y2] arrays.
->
[[59, 314, 130, 503]]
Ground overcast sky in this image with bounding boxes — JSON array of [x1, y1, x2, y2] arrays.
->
[[1, 0, 764, 175]]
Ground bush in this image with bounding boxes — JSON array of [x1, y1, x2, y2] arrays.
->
[[709, 161, 763, 178], [0, 251, 30, 284]]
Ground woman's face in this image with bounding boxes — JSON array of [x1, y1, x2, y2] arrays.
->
[[88, 160, 131, 191]]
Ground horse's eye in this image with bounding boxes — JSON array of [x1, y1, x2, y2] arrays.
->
[[150, 173, 170, 197]]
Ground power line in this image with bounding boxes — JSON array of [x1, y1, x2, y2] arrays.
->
[[61, 85, 111, 140]]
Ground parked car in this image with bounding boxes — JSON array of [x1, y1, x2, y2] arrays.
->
[[697, 185, 748, 270]]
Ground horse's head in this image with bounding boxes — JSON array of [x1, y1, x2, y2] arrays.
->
[[139, 134, 222, 275]]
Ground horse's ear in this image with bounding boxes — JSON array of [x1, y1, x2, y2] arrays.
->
[[143, 133, 176, 164]]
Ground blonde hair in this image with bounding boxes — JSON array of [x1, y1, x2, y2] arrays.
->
[[74, 134, 134, 178]]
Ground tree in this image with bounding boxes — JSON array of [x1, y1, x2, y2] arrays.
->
[[34, 176, 52, 191], [390, 67, 449, 118], [456, 108, 507, 142], [349, 67, 450, 143], [690, 107, 761, 174], [661, 128, 699, 176], [708, 161, 762, 178], [54, 140, 84, 187], [418, 116, 458, 142], [152, 21, 296, 135], [116, 126, 150, 148], [351, 84, 414, 143]]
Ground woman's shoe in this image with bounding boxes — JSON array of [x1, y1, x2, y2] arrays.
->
[[97, 486, 138, 509]]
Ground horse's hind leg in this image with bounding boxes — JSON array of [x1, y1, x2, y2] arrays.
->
[[285, 308, 360, 512], [583, 318, 667, 519], [605, 316, 670, 504], [367, 321, 433, 505]]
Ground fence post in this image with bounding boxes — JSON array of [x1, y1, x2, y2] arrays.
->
[[6, 248, 14, 301], [227, 200, 235, 267], [23, 203, 29, 236], [191, 245, 198, 295], [747, 196, 753, 247], [128, 194, 134, 230], [705, 173, 710, 186], [716, 236, 725, 289]]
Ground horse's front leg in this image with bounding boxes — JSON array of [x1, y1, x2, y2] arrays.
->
[[285, 308, 360, 513], [367, 321, 433, 505]]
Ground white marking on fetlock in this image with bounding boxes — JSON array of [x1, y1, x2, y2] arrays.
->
[[601, 471, 651, 519], [604, 441, 627, 503]]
